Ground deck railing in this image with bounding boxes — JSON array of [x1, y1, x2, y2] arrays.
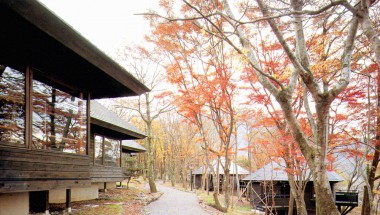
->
[[335, 191, 359, 206], [253, 194, 290, 207]]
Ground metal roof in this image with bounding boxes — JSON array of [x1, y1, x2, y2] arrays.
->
[[90, 100, 146, 139], [122, 140, 146, 153], [242, 161, 344, 182], [192, 159, 249, 175]]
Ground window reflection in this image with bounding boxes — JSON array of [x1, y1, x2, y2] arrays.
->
[[104, 137, 120, 167], [95, 135, 103, 165], [0, 66, 25, 145], [32, 79, 87, 154], [95, 135, 120, 167]]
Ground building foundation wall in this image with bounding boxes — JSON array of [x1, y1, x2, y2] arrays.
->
[[49, 184, 99, 203], [0, 192, 29, 215]]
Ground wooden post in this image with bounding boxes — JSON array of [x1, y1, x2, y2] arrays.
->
[[45, 191, 49, 215], [66, 189, 71, 213]]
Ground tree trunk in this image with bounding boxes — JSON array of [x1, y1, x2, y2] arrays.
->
[[353, 3, 380, 214], [288, 190, 295, 215], [210, 158, 228, 212], [223, 158, 231, 209], [182, 166, 187, 189], [147, 151, 157, 192], [146, 120, 157, 193], [206, 172, 210, 195], [163, 141, 168, 183], [287, 167, 307, 215], [313, 169, 338, 215], [277, 96, 339, 215], [362, 185, 371, 215]]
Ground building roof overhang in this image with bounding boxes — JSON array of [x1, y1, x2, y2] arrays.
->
[[0, 0, 149, 99]]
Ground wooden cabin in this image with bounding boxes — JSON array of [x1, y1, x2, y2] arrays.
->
[[48, 101, 147, 204], [0, 1, 149, 214], [242, 162, 358, 215], [191, 159, 249, 191], [88, 101, 146, 188]]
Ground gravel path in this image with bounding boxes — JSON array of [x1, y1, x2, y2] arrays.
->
[[145, 183, 210, 215]]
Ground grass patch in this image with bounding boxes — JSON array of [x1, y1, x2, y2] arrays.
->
[[235, 205, 252, 211], [197, 190, 217, 207], [195, 190, 254, 214], [73, 204, 123, 215]]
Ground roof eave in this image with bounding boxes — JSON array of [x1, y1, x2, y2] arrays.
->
[[122, 146, 146, 153], [3, 0, 150, 97], [91, 118, 147, 139]]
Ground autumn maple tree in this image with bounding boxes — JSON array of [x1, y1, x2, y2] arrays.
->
[[140, 0, 380, 214], [145, 11, 240, 210]]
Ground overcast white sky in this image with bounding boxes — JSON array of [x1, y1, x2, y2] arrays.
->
[[39, 0, 158, 56]]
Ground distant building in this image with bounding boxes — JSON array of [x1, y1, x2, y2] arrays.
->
[[191, 159, 249, 191], [242, 161, 358, 215], [122, 140, 147, 155]]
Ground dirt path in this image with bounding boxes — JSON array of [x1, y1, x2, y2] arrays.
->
[[145, 183, 210, 215]]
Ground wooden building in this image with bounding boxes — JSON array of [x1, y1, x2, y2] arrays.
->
[[242, 161, 358, 215], [191, 159, 249, 191], [0, 1, 149, 214], [88, 101, 146, 187]]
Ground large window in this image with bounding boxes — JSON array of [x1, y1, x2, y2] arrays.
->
[[0, 66, 25, 145], [0, 66, 88, 154], [94, 135, 121, 167], [32, 79, 87, 154]]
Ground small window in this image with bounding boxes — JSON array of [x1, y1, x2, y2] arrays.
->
[[94, 135, 121, 167], [32, 79, 87, 154], [94, 135, 103, 165], [104, 137, 120, 167], [0, 66, 25, 145]]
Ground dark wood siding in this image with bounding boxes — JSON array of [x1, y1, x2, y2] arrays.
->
[[0, 147, 90, 193], [88, 133, 125, 182], [89, 165, 125, 183]]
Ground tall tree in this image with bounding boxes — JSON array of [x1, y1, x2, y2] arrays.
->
[[142, 1, 365, 213], [145, 13, 239, 210], [116, 46, 173, 193], [160, 112, 200, 188]]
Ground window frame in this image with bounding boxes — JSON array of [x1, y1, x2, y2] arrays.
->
[[93, 133, 122, 167], [93, 134, 105, 166], [0, 66, 28, 149], [0, 65, 89, 156]]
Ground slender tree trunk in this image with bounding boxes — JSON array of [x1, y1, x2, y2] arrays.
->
[[163, 141, 168, 183], [182, 164, 187, 189], [363, 73, 380, 215], [146, 93, 157, 193], [234, 124, 241, 200], [359, 4, 380, 213], [212, 158, 228, 212], [206, 171, 210, 195], [362, 185, 371, 215], [287, 165, 307, 215], [223, 158, 231, 209], [147, 130, 157, 193]]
